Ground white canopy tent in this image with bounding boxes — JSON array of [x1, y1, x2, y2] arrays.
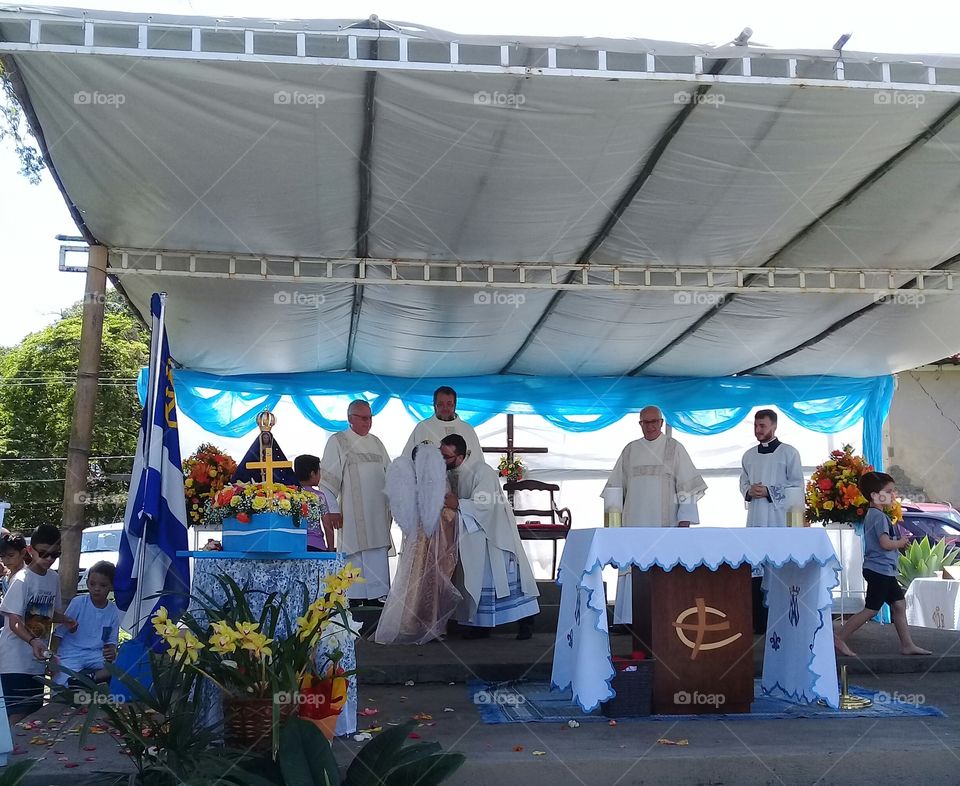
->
[[3, 6, 960, 382]]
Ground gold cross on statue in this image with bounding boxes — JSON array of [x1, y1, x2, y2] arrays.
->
[[245, 452, 293, 485]]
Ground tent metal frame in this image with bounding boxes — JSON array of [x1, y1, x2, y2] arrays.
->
[[108, 249, 960, 296], [3, 13, 960, 95]]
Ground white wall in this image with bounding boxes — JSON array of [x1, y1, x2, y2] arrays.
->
[[888, 368, 960, 508]]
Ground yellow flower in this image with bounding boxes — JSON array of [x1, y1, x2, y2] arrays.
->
[[230, 496, 241, 507], [236, 621, 259, 637], [152, 607, 170, 626], [182, 631, 204, 664], [209, 468, 217, 477], [823, 501, 835, 511], [209, 632, 238, 654], [240, 632, 273, 659], [252, 497, 267, 511], [340, 562, 364, 584], [279, 499, 292, 511]]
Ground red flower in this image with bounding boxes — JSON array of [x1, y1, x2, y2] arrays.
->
[[236, 512, 251, 524], [817, 478, 833, 492], [301, 503, 309, 516]]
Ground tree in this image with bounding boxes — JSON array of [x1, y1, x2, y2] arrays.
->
[[0, 57, 45, 184], [0, 291, 148, 532]]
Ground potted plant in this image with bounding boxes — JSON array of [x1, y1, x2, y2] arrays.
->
[[151, 563, 363, 753], [898, 536, 960, 589], [182, 443, 237, 526]]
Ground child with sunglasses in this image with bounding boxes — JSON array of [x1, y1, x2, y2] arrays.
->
[[0, 524, 77, 724]]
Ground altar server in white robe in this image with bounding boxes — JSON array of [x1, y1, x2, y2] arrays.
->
[[402, 386, 484, 464], [740, 408, 804, 632], [440, 435, 540, 639], [320, 400, 393, 605], [603, 406, 707, 624]]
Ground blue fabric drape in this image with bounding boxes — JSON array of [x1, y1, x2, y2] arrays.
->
[[140, 371, 893, 469]]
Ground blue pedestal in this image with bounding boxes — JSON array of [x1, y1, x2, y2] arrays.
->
[[221, 511, 307, 554]]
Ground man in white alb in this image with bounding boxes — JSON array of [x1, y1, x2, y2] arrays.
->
[[402, 386, 484, 464], [441, 435, 539, 639], [320, 400, 393, 606], [739, 408, 804, 632], [602, 406, 707, 624]]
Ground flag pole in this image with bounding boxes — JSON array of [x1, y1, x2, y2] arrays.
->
[[132, 291, 167, 637]]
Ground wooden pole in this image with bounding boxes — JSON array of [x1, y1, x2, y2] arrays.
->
[[60, 245, 107, 603]]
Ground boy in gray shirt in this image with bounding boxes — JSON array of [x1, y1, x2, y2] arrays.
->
[[834, 472, 931, 658]]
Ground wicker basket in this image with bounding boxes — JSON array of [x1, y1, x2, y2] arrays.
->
[[223, 696, 298, 754], [601, 658, 654, 718]]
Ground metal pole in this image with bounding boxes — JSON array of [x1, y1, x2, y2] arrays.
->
[[60, 246, 107, 604]]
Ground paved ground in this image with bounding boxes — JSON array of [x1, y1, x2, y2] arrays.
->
[[9, 621, 960, 785]]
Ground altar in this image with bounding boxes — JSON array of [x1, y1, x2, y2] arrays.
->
[[551, 527, 841, 712], [185, 551, 358, 736]]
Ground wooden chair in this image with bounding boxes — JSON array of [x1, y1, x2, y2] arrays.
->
[[504, 479, 573, 579]]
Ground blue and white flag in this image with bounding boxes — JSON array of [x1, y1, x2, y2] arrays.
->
[[115, 293, 190, 638]]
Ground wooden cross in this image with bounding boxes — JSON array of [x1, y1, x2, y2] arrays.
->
[[245, 448, 293, 485], [481, 414, 548, 463]]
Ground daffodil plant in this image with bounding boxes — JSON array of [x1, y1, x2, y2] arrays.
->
[[150, 563, 364, 703]]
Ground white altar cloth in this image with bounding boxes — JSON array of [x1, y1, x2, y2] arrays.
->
[[551, 527, 841, 711], [906, 577, 960, 631]]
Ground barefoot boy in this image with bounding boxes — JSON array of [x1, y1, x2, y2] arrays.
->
[[834, 472, 931, 658]]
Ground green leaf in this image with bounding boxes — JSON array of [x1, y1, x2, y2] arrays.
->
[[278, 717, 341, 786], [0, 758, 37, 786], [382, 753, 467, 786], [344, 720, 418, 786], [385, 742, 443, 770]]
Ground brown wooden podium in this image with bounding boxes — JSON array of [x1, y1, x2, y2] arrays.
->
[[630, 564, 753, 714]]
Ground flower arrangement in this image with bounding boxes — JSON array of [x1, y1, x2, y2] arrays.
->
[[152, 564, 363, 700], [498, 455, 525, 482], [206, 480, 325, 528], [805, 444, 903, 525], [182, 444, 238, 525]]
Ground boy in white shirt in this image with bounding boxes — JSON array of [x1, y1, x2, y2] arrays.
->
[[52, 561, 120, 685], [0, 524, 77, 724]]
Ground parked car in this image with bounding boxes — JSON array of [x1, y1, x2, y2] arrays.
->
[[52, 522, 122, 592], [897, 508, 960, 549]]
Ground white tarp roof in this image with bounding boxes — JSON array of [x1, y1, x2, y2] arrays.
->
[[3, 6, 960, 379]]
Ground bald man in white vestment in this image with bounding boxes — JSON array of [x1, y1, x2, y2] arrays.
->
[[602, 406, 707, 624]]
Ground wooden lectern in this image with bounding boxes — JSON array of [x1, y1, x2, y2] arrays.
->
[[630, 564, 753, 714]]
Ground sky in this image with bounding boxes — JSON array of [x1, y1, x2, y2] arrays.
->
[[4, 0, 960, 345]]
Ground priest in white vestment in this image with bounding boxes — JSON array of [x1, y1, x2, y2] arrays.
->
[[319, 400, 393, 604], [602, 406, 707, 624], [440, 435, 540, 639], [739, 408, 804, 632], [402, 386, 484, 464]]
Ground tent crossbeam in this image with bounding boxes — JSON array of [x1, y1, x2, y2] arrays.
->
[[109, 250, 960, 296], [4, 11, 960, 94]]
